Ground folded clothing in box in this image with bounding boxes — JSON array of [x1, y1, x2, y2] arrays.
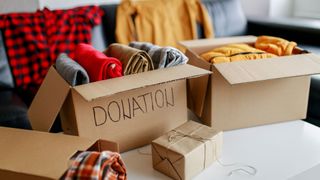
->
[[152, 121, 223, 180], [75, 43, 123, 81], [0, 126, 121, 179], [180, 35, 320, 131], [104, 43, 154, 75], [129, 41, 189, 69], [199, 36, 300, 64], [63, 150, 126, 180]]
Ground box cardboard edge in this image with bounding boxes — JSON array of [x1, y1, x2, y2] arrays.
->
[[28, 66, 70, 132]]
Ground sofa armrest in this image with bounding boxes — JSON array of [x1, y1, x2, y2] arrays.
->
[[202, 0, 247, 37], [99, 4, 118, 46], [308, 75, 320, 119], [247, 17, 320, 46], [0, 30, 15, 89]]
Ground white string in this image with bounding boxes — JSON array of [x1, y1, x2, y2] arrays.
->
[[211, 140, 257, 177], [137, 147, 152, 155], [169, 130, 258, 177]]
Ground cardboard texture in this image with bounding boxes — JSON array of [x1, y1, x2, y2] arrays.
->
[[152, 121, 223, 180], [180, 36, 320, 130], [28, 66, 70, 132], [0, 127, 118, 180], [28, 64, 211, 152]]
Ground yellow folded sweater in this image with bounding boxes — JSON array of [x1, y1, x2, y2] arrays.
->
[[115, 0, 214, 48], [255, 36, 297, 56], [200, 44, 277, 64]]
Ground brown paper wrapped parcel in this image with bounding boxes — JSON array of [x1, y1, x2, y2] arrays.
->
[[152, 121, 223, 180]]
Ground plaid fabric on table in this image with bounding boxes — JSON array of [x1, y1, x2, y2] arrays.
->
[[0, 6, 102, 92], [63, 151, 127, 180]]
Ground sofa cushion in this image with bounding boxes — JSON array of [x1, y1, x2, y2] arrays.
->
[[91, 24, 107, 51], [0, 30, 14, 89], [308, 75, 320, 119], [299, 44, 320, 54], [202, 0, 247, 37], [0, 90, 31, 129], [99, 4, 118, 47]]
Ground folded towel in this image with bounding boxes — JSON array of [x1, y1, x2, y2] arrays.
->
[[64, 151, 127, 180], [255, 36, 297, 56], [104, 43, 154, 75], [129, 42, 188, 69], [75, 43, 122, 82], [55, 53, 89, 86], [200, 44, 277, 64]]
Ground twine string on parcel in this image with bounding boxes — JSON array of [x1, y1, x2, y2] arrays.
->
[[142, 123, 258, 179], [167, 127, 258, 177]]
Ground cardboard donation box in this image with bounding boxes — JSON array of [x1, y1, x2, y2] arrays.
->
[[180, 36, 320, 130], [28, 64, 211, 152], [152, 121, 223, 180], [0, 127, 118, 179]]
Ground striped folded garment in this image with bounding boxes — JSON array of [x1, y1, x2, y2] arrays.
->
[[104, 43, 154, 75], [63, 151, 127, 180], [129, 42, 188, 69]]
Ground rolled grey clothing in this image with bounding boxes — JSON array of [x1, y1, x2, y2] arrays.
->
[[55, 53, 90, 86], [129, 42, 188, 69]]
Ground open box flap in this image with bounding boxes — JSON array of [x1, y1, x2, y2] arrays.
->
[[214, 53, 320, 85], [0, 127, 118, 179], [73, 64, 211, 102], [179, 36, 257, 54], [28, 66, 70, 132]]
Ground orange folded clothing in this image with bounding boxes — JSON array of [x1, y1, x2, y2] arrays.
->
[[200, 44, 277, 64], [75, 43, 123, 82], [255, 36, 297, 56]]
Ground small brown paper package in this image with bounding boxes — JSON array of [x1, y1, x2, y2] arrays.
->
[[104, 43, 154, 75], [152, 121, 223, 180]]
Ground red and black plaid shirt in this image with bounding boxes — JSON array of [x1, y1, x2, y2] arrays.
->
[[0, 6, 102, 92]]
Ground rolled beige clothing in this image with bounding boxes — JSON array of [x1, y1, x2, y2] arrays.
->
[[104, 43, 154, 75]]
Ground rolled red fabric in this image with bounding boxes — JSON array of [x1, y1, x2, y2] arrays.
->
[[75, 43, 123, 82]]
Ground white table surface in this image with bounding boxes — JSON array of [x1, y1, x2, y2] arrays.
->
[[121, 120, 320, 180]]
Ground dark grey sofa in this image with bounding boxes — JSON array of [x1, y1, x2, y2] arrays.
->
[[0, 0, 319, 130]]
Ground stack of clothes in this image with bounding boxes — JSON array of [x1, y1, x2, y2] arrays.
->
[[55, 42, 188, 87], [0, 0, 214, 95], [200, 36, 298, 64]]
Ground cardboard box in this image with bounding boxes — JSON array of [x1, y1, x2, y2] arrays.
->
[[28, 64, 211, 152], [0, 126, 118, 180], [152, 121, 223, 180], [180, 36, 320, 130]]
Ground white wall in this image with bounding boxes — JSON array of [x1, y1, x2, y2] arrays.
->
[[269, 0, 293, 17], [0, 0, 120, 14], [38, 0, 120, 10], [0, 0, 39, 13], [240, 0, 293, 18], [0, 0, 298, 19], [294, 0, 320, 19], [240, 0, 270, 17], [1, 0, 271, 16]]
